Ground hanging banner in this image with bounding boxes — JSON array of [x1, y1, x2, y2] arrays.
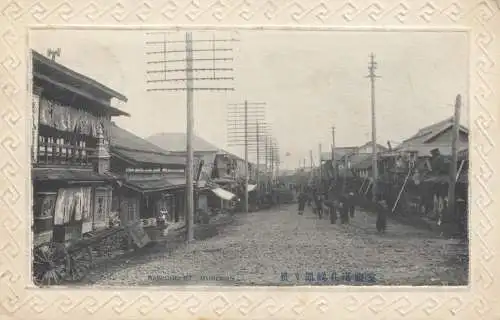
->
[[39, 97, 102, 137]]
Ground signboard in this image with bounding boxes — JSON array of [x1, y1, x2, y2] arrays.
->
[[126, 220, 151, 248]]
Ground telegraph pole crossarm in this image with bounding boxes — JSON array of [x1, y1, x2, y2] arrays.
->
[[226, 101, 268, 213], [145, 31, 236, 242]]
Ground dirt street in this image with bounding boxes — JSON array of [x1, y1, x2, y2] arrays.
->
[[83, 204, 468, 286]]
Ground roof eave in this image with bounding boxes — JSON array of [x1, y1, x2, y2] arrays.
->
[[110, 149, 186, 168], [34, 72, 130, 117], [32, 50, 128, 103]]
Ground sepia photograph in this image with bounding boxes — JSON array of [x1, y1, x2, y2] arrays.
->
[[30, 28, 469, 287]]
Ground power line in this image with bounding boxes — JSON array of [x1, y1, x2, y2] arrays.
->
[[227, 101, 267, 213], [144, 31, 235, 242]]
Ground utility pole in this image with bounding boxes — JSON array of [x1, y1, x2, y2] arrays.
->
[[447, 94, 462, 221], [265, 136, 269, 190], [256, 121, 260, 192], [319, 143, 322, 188], [185, 32, 195, 242], [244, 100, 248, 213], [227, 101, 267, 213], [271, 142, 275, 184], [263, 137, 279, 185], [342, 153, 348, 194], [247, 121, 269, 192], [331, 126, 336, 179], [367, 53, 380, 202], [309, 149, 314, 183], [145, 31, 235, 242]]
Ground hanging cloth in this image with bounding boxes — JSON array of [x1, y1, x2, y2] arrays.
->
[[39, 98, 54, 127], [82, 187, 92, 220], [53, 189, 77, 225]]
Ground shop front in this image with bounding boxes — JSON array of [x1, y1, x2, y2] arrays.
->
[[32, 168, 115, 246]]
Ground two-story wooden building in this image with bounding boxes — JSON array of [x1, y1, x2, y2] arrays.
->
[[31, 50, 129, 246], [108, 124, 187, 226]]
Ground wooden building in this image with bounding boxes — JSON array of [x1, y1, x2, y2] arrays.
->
[[31, 50, 129, 246], [377, 117, 469, 217], [108, 124, 187, 225]]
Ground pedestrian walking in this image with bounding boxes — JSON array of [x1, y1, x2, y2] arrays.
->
[[298, 191, 307, 215], [376, 202, 387, 233], [328, 199, 338, 224], [315, 193, 324, 219], [338, 194, 349, 224], [348, 192, 355, 218]]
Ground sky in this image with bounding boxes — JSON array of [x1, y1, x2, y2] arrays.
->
[[31, 28, 469, 170]]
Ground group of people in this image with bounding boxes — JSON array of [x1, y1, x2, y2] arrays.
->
[[296, 186, 387, 233]]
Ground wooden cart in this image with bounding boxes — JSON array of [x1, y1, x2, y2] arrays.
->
[[32, 227, 128, 285]]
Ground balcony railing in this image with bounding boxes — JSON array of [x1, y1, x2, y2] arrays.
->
[[37, 137, 95, 166]]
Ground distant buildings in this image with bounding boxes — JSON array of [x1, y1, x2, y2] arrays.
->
[[392, 117, 468, 156], [147, 133, 258, 185]]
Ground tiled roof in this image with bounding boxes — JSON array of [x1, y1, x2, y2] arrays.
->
[[320, 147, 358, 161], [31, 50, 127, 101], [357, 141, 389, 152], [395, 117, 468, 156], [33, 167, 114, 182], [123, 176, 186, 192], [110, 124, 185, 167], [350, 153, 372, 169], [147, 132, 220, 153]]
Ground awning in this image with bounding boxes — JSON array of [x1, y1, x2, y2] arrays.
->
[[247, 184, 257, 192], [123, 176, 185, 193], [212, 187, 236, 201], [32, 167, 115, 184]]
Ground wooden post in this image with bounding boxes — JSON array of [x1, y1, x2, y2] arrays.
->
[[309, 149, 314, 183], [319, 143, 322, 187], [342, 155, 348, 194], [244, 100, 249, 213], [368, 53, 379, 203], [256, 121, 260, 196], [447, 94, 462, 220], [185, 32, 194, 242], [331, 126, 336, 179]]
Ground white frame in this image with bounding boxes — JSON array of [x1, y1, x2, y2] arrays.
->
[[0, 1, 498, 319]]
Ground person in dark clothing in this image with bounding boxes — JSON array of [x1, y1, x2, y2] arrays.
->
[[339, 195, 349, 224], [376, 202, 387, 233], [298, 192, 307, 215], [315, 193, 324, 219], [307, 188, 312, 207], [328, 199, 337, 224], [348, 192, 356, 218]]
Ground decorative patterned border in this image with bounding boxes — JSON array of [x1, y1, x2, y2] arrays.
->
[[0, 0, 499, 319]]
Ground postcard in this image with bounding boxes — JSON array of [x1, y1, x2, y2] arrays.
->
[[0, 0, 499, 319]]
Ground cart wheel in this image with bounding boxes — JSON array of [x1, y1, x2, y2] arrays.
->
[[32, 242, 68, 286], [65, 246, 93, 282]]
